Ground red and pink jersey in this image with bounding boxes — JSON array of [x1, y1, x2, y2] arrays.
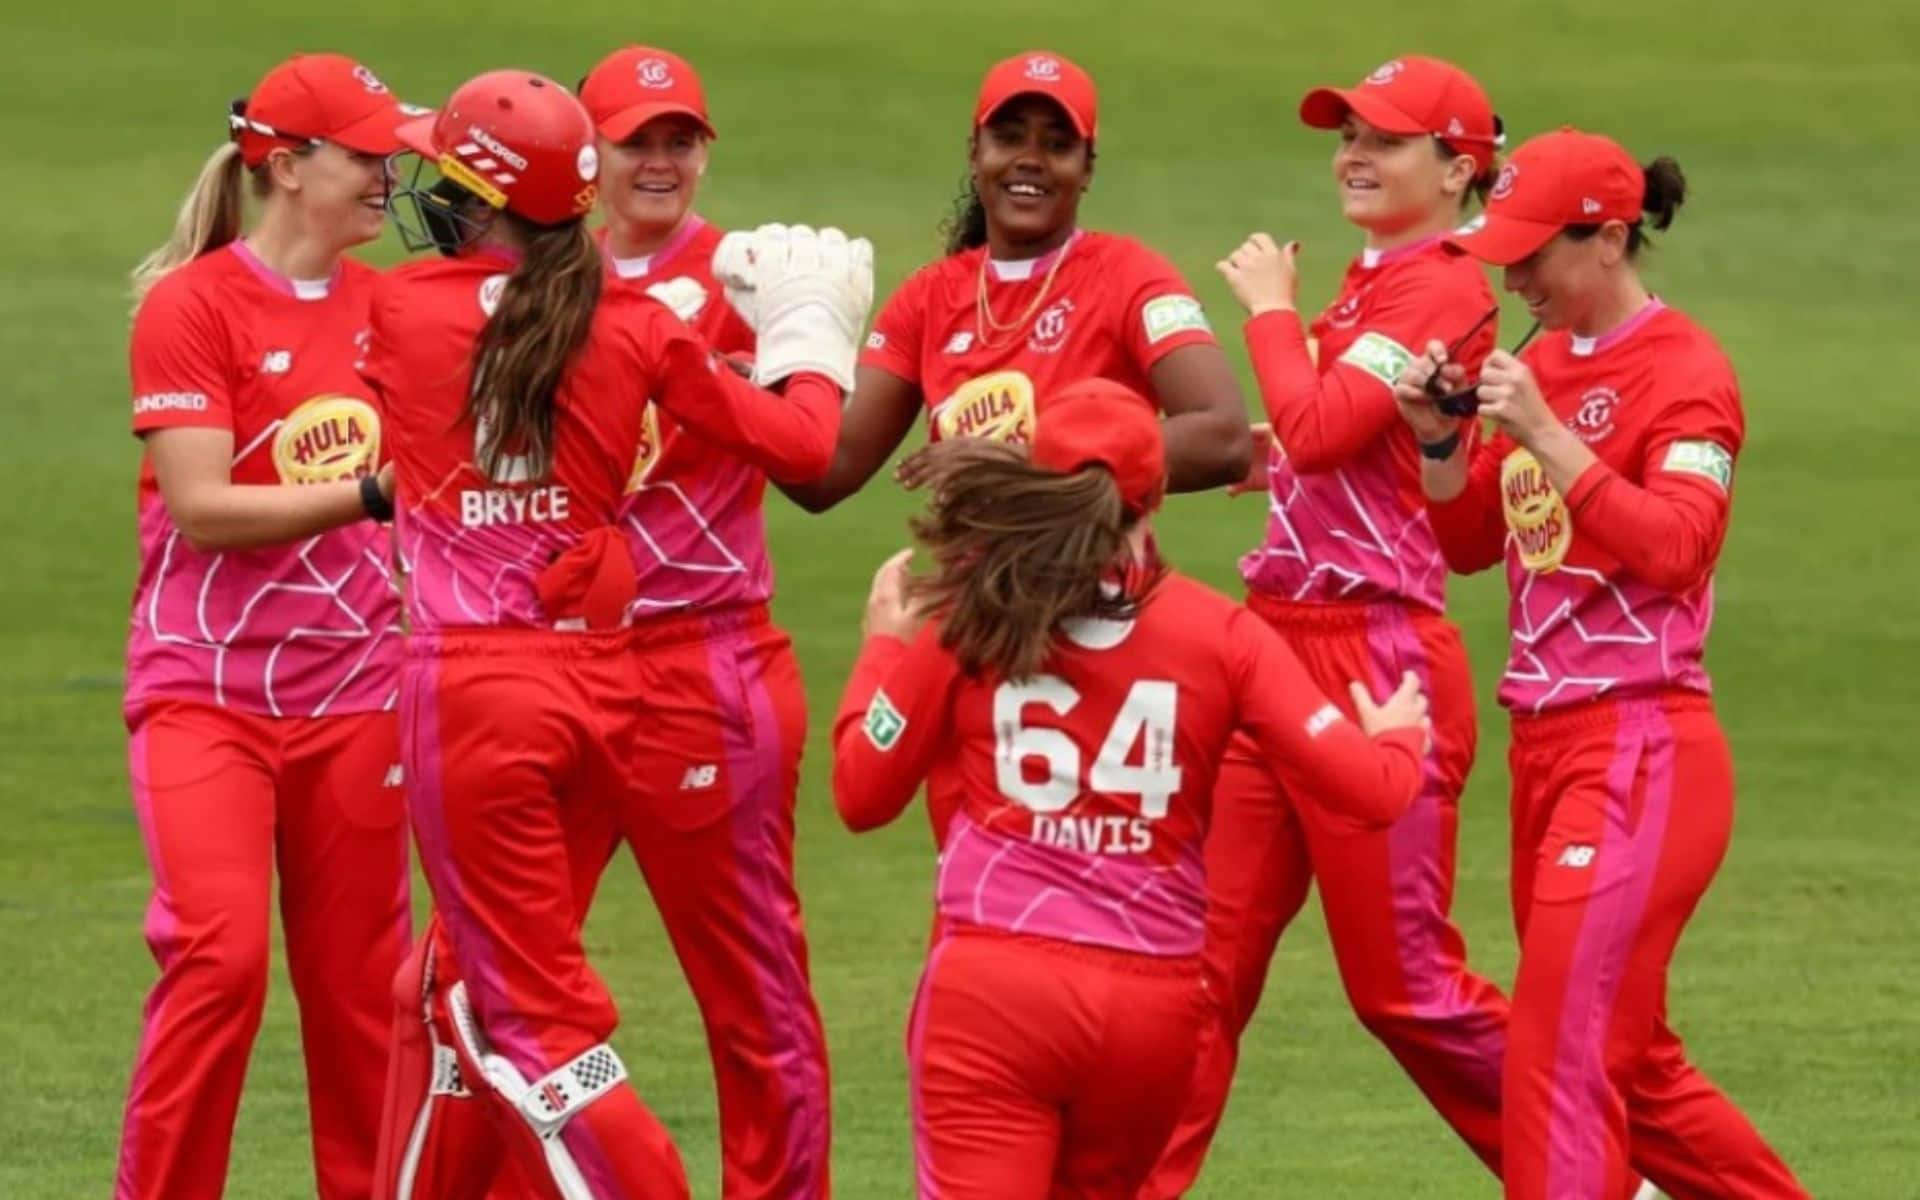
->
[[1241, 234, 1496, 612], [125, 242, 400, 719], [599, 216, 773, 616], [859, 231, 1218, 443], [366, 251, 838, 632], [831, 573, 1423, 957], [1429, 301, 1743, 713]]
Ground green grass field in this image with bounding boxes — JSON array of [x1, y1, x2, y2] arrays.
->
[[4, 1, 1917, 1195]]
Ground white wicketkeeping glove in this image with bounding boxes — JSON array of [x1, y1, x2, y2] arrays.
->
[[711, 226, 766, 331], [724, 223, 873, 392]]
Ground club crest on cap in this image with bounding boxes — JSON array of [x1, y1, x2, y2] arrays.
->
[[1024, 55, 1062, 83], [353, 64, 389, 94], [1446, 116, 1465, 137], [1491, 162, 1519, 201], [636, 58, 674, 89], [1366, 59, 1405, 86]]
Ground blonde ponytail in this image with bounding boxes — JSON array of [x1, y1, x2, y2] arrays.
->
[[130, 142, 247, 304]]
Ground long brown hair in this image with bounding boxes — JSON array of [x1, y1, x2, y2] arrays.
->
[[465, 212, 603, 482], [909, 446, 1162, 679]]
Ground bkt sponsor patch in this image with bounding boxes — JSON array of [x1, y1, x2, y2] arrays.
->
[[1141, 294, 1211, 344], [134, 391, 209, 415], [863, 688, 906, 750], [1661, 439, 1734, 492], [1337, 331, 1415, 388]]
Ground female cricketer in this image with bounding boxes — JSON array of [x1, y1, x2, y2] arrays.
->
[[1149, 55, 1514, 1193], [579, 44, 829, 1200], [362, 67, 870, 1200], [831, 378, 1431, 1199], [783, 49, 1249, 518], [117, 52, 412, 1200], [1395, 126, 1808, 1199]]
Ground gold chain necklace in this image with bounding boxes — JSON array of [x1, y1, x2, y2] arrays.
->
[[974, 234, 1075, 349]]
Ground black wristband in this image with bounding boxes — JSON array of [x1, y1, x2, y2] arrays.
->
[[1418, 432, 1462, 461], [359, 472, 394, 522]]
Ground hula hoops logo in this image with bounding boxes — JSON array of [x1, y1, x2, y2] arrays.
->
[[273, 396, 380, 485], [352, 64, 390, 95], [576, 144, 599, 181]]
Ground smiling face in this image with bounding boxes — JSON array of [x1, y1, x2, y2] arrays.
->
[[971, 94, 1091, 256], [1500, 222, 1631, 330], [1331, 114, 1474, 238], [267, 141, 393, 248], [597, 114, 710, 247]]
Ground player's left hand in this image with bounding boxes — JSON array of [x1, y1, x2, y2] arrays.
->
[[1474, 351, 1556, 445], [895, 436, 1019, 493], [863, 548, 927, 641], [1216, 233, 1299, 317]]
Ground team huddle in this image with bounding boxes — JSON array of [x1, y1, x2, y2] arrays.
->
[[115, 38, 1802, 1200]]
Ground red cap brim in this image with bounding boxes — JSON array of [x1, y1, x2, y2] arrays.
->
[[596, 102, 717, 143], [978, 91, 1093, 139], [1298, 86, 1427, 136], [1443, 213, 1562, 266], [394, 113, 439, 159], [331, 103, 419, 157]]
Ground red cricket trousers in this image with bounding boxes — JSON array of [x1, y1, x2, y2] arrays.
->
[[1503, 693, 1805, 1200], [909, 926, 1208, 1199], [1146, 598, 1508, 1196], [604, 607, 829, 1200], [401, 629, 689, 1200], [117, 697, 410, 1200]]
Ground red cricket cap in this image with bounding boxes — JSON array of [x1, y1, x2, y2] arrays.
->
[[579, 46, 716, 142], [1299, 55, 1501, 171], [1032, 379, 1165, 517], [230, 53, 415, 168], [974, 51, 1097, 140], [1445, 127, 1646, 265]]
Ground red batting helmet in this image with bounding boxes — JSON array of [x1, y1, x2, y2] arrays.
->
[[397, 70, 600, 226]]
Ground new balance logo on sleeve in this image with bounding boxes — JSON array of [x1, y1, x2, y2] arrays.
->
[[1304, 703, 1342, 738], [680, 764, 719, 791], [382, 764, 404, 788]]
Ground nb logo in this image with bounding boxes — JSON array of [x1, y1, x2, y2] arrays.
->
[[680, 764, 719, 791], [260, 350, 292, 374], [382, 764, 404, 788], [1556, 844, 1597, 869], [943, 331, 974, 354]]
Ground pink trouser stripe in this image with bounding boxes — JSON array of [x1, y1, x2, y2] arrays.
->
[[1363, 605, 1505, 1101], [907, 935, 954, 1199], [703, 622, 829, 1194], [1545, 702, 1676, 1198]]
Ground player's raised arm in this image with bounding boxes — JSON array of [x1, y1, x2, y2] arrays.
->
[[830, 550, 953, 831], [645, 223, 873, 483]]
